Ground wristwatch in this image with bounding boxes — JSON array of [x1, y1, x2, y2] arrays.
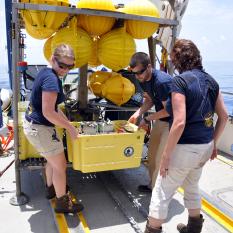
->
[[143, 116, 150, 124]]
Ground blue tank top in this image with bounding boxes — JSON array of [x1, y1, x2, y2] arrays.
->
[[166, 69, 219, 144], [25, 67, 65, 126]]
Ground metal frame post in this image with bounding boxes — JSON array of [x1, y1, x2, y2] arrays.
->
[[148, 36, 156, 68], [5, 0, 13, 88], [167, 26, 177, 76], [78, 64, 88, 109], [10, 1, 29, 206]]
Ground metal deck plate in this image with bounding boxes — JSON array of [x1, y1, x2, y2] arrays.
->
[[216, 187, 233, 212]]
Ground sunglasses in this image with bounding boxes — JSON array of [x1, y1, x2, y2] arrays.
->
[[130, 66, 147, 75], [55, 57, 75, 70]]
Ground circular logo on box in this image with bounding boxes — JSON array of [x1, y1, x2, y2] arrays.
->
[[124, 147, 134, 157]]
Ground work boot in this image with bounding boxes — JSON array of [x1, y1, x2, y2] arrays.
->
[[46, 185, 70, 199], [46, 185, 56, 199], [177, 214, 204, 233], [55, 192, 84, 214], [144, 221, 162, 233]]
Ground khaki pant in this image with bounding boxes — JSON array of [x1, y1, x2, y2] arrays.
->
[[23, 120, 64, 157], [148, 120, 169, 188], [149, 141, 214, 219]]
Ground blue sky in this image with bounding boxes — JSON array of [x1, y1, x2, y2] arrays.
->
[[179, 0, 233, 62], [1, 0, 233, 66]]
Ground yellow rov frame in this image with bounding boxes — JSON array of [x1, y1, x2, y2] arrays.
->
[[18, 101, 146, 173], [10, 1, 178, 205]]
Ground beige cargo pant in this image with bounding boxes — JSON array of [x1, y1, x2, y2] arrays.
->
[[147, 120, 169, 188], [149, 141, 214, 219]]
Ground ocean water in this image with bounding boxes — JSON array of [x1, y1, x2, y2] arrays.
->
[[204, 61, 233, 115], [0, 61, 233, 114]]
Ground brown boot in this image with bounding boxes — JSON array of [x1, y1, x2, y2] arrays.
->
[[177, 214, 204, 233], [45, 185, 70, 200], [46, 185, 56, 199], [144, 221, 162, 233], [55, 193, 84, 214]]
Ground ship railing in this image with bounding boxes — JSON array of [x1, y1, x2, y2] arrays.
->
[[221, 91, 233, 119]]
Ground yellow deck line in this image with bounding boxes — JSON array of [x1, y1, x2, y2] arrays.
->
[[71, 193, 91, 233], [50, 194, 91, 233], [50, 199, 70, 233], [77, 212, 91, 233], [177, 188, 233, 232], [217, 154, 233, 166], [201, 198, 233, 232]]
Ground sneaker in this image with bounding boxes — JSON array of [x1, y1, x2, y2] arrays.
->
[[137, 185, 152, 193]]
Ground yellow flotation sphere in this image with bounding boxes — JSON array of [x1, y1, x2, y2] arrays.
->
[[20, 0, 70, 39], [88, 71, 112, 96], [121, 0, 160, 39], [89, 71, 112, 85], [98, 28, 136, 71], [25, 24, 55, 40], [43, 36, 53, 61], [102, 73, 135, 106], [88, 37, 102, 67], [77, 0, 115, 10], [51, 19, 93, 68], [77, 0, 116, 36], [89, 71, 135, 106]]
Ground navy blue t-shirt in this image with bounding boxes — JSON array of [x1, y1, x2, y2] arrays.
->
[[166, 69, 219, 144], [25, 67, 65, 126], [140, 69, 172, 122]]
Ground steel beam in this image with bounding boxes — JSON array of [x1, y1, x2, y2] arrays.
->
[[15, 3, 178, 26]]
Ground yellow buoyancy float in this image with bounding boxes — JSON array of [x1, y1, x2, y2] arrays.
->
[[20, 0, 70, 40], [88, 71, 112, 96], [98, 28, 136, 71], [43, 36, 53, 61], [77, 0, 116, 36], [102, 73, 135, 106], [121, 0, 160, 39], [88, 37, 102, 67], [51, 19, 93, 68], [88, 71, 135, 106], [25, 24, 54, 40]]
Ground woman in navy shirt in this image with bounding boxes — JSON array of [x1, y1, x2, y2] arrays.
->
[[144, 39, 228, 233], [24, 44, 83, 214]]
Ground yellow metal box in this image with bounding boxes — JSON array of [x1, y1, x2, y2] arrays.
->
[[66, 121, 145, 173], [18, 112, 41, 160], [18, 124, 42, 160]]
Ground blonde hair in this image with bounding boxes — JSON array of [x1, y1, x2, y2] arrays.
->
[[53, 44, 75, 61]]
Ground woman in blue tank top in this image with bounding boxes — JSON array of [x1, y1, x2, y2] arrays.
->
[[23, 44, 83, 214], [144, 39, 228, 233]]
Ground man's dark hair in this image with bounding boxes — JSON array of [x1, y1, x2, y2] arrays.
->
[[130, 52, 151, 68], [171, 39, 203, 73]]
